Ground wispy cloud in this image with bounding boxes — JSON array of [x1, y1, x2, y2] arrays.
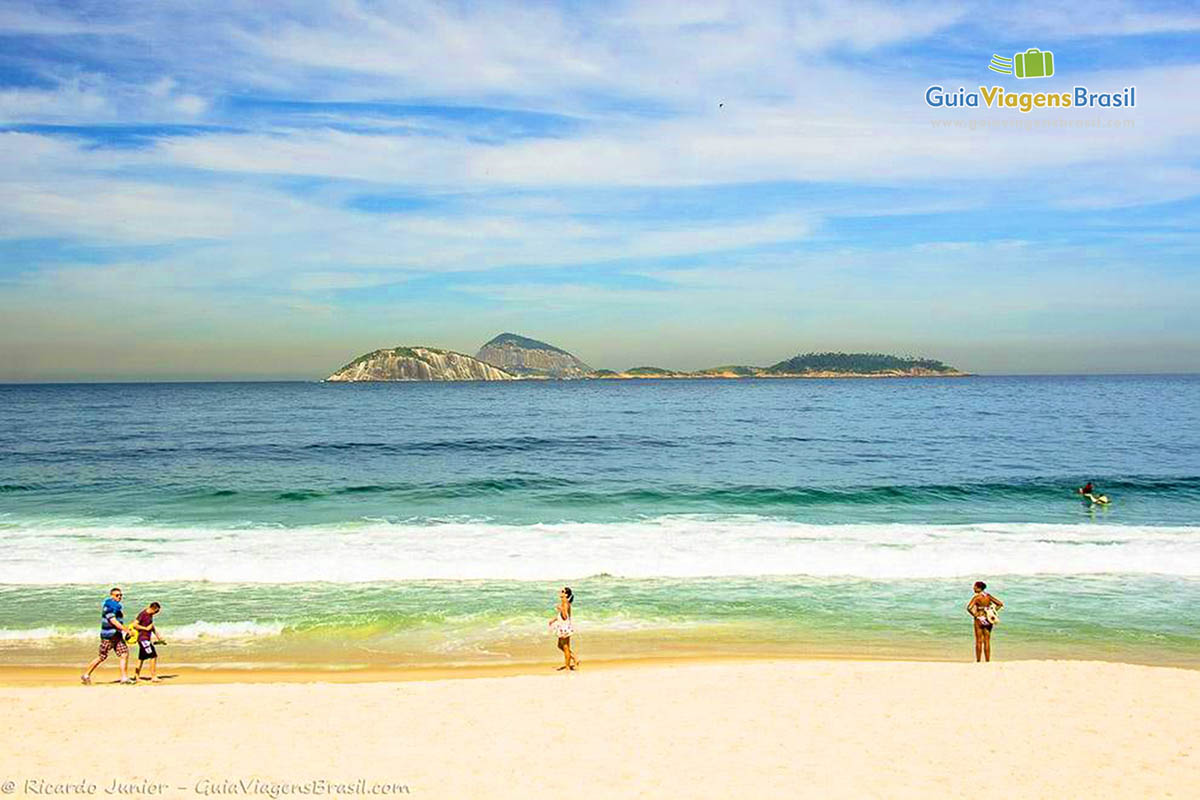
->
[[991, 0, 1200, 37]]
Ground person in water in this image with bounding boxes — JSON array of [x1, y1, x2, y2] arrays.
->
[[967, 581, 1003, 662], [1077, 481, 1110, 505], [548, 586, 579, 671], [81, 587, 132, 684]]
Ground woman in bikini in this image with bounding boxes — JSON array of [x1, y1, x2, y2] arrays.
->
[[549, 586, 579, 671], [967, 581, 1004, 662]]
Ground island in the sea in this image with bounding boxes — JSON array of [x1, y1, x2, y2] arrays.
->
[[325, 333, 969, 382], [475, 333, 593, 378], [325, 346, 515, 382]]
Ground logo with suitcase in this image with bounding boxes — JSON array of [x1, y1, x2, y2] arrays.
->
[[989, 48, 1055, 78]]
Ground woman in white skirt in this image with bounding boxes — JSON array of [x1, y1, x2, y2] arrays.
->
[[549, 586, 579, 671]]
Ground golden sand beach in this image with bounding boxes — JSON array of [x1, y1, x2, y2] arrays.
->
[[1, 659, 1196, 799]]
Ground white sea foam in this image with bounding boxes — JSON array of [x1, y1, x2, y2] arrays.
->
[[166, 620, 286, 639], [0, 620, 287, 645], [1, 517, 1198, 583], [0, 627, 92, 642]]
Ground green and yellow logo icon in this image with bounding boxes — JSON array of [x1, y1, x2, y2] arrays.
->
[[989, 48, 1055, 78]]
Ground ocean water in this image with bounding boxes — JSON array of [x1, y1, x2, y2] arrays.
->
[[1, 376, 1198, 668]]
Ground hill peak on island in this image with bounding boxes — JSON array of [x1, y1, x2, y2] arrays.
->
[[481, 332, 571, 354], [476, 333, 592, 379]]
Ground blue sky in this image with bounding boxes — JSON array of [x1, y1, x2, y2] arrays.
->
[[1, 0, 1198, 379]]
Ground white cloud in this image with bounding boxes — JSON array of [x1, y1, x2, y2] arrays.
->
[[173, 94, 209, 116], [992, 0, 1200, 36], [143, 59, 1197, 196], [0, 133, 821, 277], [289, 271, 407, 292], [455, 282, 667, 309], [0, 72, 212, 124], [0, 3, 129, 36], [236, 0, 963, 109], [1, 180, 257, 243], [0, 80, 111, 121], [788, 1, 966, 51]]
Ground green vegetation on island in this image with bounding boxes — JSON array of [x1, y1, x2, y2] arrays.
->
[[340, 346, 423, 369], [694, 365, 760, 376], [591, 353, 964, 379], [766, 352, 957, 375], [625, 366, 683, 376]]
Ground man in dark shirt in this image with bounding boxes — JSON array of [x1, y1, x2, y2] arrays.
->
[[132, 602, 165, 682], [81, 587, 131, 685]]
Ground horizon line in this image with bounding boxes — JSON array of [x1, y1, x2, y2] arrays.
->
[[3, 372, 1200, 386]]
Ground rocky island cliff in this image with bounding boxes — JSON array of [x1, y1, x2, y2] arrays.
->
[[325, 347, 514, 382], [476, 333, 592, 378], [326, 337, 968, 382]]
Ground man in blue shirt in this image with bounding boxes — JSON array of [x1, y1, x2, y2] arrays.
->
[[81, 587, 132, 685]]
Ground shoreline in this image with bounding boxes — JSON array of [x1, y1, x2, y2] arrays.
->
[[6, 651, 1199, 687], [326, 371, 974, 382]]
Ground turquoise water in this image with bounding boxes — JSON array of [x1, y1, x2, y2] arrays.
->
[[1, 376, 1198, 666]]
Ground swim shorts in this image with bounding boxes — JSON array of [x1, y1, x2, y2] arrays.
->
[[98, 637, 128, 660]]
